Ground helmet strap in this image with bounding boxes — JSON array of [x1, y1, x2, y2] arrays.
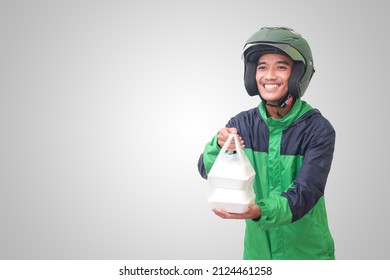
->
[[264, 93, 293, 109], [279, 93, 294, 108]]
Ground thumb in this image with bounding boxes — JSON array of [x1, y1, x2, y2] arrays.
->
[[228, 127, 238, 135]]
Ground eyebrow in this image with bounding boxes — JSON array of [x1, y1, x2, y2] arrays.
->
[[257, 61, 291, 66]]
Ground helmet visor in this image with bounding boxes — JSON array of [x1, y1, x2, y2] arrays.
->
[[243, 43, 306, 64]]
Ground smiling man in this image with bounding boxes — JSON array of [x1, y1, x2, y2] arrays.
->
[[256, 53, 294, 119], [198, 27, 336, 260]]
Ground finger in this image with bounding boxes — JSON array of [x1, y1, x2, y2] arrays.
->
[[217, 128, 229, 147], [227, 127, 238, 134], [221, 127, 231, 138], [228, 138, 245, 150], [214, 209, 249, 219], [212, 208, 225, 218], [213, 208, 231, 219], [228, 143, 236, 151]]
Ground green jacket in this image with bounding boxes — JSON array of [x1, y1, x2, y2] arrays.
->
[[198, 99, 335, 259]]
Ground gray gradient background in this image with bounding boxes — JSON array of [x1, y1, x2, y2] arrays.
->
[[0, 0, 389, 259]]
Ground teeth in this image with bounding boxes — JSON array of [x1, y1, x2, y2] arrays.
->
[[264, 84, 278, 89]]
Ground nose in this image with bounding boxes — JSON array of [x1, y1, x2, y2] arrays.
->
[[264, 69, 277, 80]]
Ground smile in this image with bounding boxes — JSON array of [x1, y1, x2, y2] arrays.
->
[[263, 84, 280, 89]]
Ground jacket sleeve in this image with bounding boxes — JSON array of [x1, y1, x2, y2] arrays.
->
[[256, 195, 293, 230], [281, 117, 336, 222], [197, 134, 221, 179]]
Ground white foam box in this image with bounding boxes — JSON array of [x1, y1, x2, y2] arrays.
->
[[208, 141, 256, 213], [208, 187, 255, 213], [207, 153, 256, 213]]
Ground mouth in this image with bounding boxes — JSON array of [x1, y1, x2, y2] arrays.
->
[[263, 83, 281, 90]]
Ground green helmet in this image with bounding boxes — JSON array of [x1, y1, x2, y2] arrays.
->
[[242, 27, 315, 104]]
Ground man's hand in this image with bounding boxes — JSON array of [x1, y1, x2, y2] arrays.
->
[[218, 127, 245, 150], [213, 204, 261, 220]]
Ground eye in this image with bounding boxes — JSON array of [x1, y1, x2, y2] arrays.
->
[[277, 65, 288, 70], [257, 65, 266, 71]]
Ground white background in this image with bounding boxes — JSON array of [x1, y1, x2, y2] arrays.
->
[[1, 0, 389, 259]]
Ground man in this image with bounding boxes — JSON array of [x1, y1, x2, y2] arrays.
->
[[198, 27, 336, 259]]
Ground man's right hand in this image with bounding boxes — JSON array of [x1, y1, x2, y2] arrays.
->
[[217, 127, 245, 150]]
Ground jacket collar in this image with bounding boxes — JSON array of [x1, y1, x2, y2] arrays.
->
[[258, 98, 314, 129]]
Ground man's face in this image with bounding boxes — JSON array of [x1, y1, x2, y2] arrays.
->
[[256, 53, 293, 103]]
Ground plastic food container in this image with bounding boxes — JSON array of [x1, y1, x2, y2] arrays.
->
[[207, 134, 256, 213]]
